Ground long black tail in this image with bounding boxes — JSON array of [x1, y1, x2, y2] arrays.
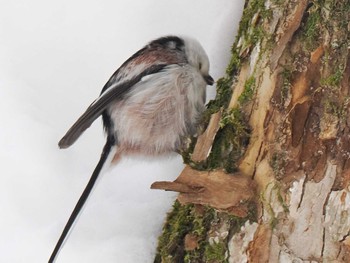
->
[[49, 137, 115, 263]]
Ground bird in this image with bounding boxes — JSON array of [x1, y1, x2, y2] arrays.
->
[[49, 35, 214, 262]]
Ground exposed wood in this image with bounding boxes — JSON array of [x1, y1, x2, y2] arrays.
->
[[247, 224, 271, 263], [151, 166, 256, 217], [269, 0, 308, 70], [154, 0, 350, 262], [228, 64, 250, 109], [192, 110, 223, 162]]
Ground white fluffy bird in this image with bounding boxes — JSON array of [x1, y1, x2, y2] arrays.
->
[[49, 36, 213, 262]]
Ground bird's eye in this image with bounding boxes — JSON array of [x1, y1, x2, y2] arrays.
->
[[198, 62, 202, 70]]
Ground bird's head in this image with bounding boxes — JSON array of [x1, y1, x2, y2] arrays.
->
[[182, 36, 214, 86], [149, 36, 214, 86]]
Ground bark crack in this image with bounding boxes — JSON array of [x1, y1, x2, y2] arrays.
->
[[339, 230, 350, 243], [297, 175, 307, 209], [251, 141, 264, 180], [321, 225, 325, 257]]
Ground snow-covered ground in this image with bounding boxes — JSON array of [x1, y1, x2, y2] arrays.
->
[[0, 1, 244, 262]]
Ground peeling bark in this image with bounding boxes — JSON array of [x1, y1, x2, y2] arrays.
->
[[154, 0, 350, 262], [151, 166, 256, 217], [192, 110, 223, 162]]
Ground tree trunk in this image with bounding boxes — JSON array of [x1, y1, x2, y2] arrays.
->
[[154, 0, 350, 262]]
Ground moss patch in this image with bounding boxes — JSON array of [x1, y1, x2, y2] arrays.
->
[[204, 242, 228, 263], [154, 201, 194, 263], [302, 2, 322, 51], [203, 108, 250, 173], [239, 0, 271, 38], [226, 48, 241, 77], [281, 66, 292, 102], [270, 152, 287, 180], [238, 76, 256, 104], [154, 202, 216, 263], [156, 0, 270, 261], [205, 77, 234, 117], [155, 201, 256, 263], [320, 66, 343, 88]]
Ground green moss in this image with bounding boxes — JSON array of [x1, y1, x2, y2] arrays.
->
[[273, 184, 289, 213], [259, 182, 289, 229], [238, 76, 256, 104], [156, 1, 266, 261], [270, 0, 285, 5], [260, 183, 276, 228], [206, 77, 233, 115], [281, 66, 292, 102], [180, 136, 198, 167], [269, 217, 279, 229], [315, 0, 350, 123], [156, 0, 350, 261], [183, 0, 273, 172], [270, 152, 287, 180], [226, 49, 241, 77], [301, 0, 350, 53], [205, 108, 250, 173], [239, 0, 270, 37], [155, 203, 218, 263], [183, 207, 216, 262], [302, 3, 322, 51], [204, 242, 228, 263], [250, 25, 266, 47], [323, 100, 338, 115], [200, 211, 257, 263], [277, 192, 289, 214], [154, 201, 194, 263], [236, 0, 272, 59], [324, 0, 350, 56], [186, 33, 251, 172], [155, 203, 256, 262], [320, 67, 343, 88], [319, 65, 346, 120], [322, 97, 349, 121], [339, 97, 350, 120], [327, 0, 350, 29], [155, 202, 255, 262]]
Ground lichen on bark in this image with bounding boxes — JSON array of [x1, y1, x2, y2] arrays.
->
[[154, 0, 350, 262]]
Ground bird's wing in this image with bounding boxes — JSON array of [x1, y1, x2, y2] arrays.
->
[[58, 64, 167, 149]]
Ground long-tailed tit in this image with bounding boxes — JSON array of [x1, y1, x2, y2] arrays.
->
[[49, 35, 214, 262]]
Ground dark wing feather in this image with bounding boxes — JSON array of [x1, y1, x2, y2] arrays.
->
[[58, 64, 167, 149]]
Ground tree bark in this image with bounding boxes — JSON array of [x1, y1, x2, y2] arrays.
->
[[154, 0, 350, 262]]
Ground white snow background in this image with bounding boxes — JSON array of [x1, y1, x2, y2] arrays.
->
[[0, 1, 244, 262]]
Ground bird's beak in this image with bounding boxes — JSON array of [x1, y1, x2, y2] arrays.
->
[[204, 75, 214, 86]]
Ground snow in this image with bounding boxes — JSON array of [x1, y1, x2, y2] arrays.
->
[[0, 1, 244, 262]]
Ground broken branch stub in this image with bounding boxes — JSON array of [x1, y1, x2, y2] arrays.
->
[[191, 110, 222, 162], [151, 166, 256, 217]]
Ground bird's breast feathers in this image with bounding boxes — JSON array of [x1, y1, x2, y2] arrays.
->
[[108, 64, 206, 156]]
